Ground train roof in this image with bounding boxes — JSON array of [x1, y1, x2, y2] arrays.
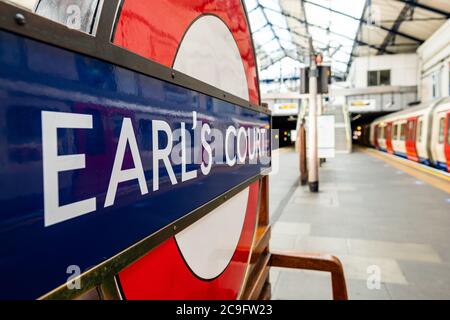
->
[[373, 97, 450, 124]]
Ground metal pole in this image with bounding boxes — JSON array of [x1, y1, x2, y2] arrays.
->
[[317, 94, 325, 167], [317, 94, 323, 115], [308, 37, 319, 193]]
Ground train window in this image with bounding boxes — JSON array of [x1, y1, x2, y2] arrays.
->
[[447, 116, 450, 145], [368, 71, 378, 87], [5, 0, 101, 35], [438, 117, 445, 144], [407, 121, 414, 141], [379, 70, 391, 86], [431, 71, 441, 99], [400, 124, 406, 141], [394, 124, 399, 140], [417, 120, 422, 143]]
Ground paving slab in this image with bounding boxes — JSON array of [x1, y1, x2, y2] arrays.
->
[[269, 148, 450, 300]]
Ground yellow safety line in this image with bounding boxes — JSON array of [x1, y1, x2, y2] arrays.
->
[[360, 147, 450, 194], [365, 148, 450, 181]]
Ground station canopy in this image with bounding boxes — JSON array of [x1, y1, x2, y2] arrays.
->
[[244, 0, 450, 81]]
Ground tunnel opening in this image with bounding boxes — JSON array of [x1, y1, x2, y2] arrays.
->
[[272, 115, 297, 148], [350, 112, 392, 147]]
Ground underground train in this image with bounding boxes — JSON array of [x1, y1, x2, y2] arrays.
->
[[0, 0, 272, 299], [370, 97, 450, 172]]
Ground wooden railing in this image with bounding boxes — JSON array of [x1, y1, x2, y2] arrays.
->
[[270, 251, 348, 300], [240, 175, 348, 300]]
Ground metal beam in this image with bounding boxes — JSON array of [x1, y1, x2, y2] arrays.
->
[[251, 22, 269, 34], [260, 54, 287, 71], [264, 6, 394, 54], [270, 24, 354, 56], [300, 0, 311, 43], [378, 17, 447, 23], [255, 36, 276, 51], [346, 0, 369, 76], [302, 0, 424, 43], [259, 5, 291, 59], [330, 44, 342, 57], [394, 0, 450, 17], [271, 25, 310, 45], [250, 3, 303, 67], [378, 0, 416, 54]]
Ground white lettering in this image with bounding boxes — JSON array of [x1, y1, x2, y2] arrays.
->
[[153, 120, 177, 191], [42, 111, 96, 226], [201, 123, 212, 175], [181, 122, 197, 182], [104, 118, 148, 207], [237, 126, 247, 164], [248, 127, 256, 161], [225, 126, 236, 166], [66, 5, 81, 30]]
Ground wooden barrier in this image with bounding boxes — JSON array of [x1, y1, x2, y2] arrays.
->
[[298, 119, 308, 186], [240, 175, 348, 300]]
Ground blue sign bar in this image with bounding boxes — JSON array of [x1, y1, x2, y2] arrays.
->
[[0, 30, 270, 299]]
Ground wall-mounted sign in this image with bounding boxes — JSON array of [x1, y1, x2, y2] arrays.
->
[[0, 30, 271, 299], [271, 102, 299, 116], [305, 115, 335, 158], [348, 99, 377, 112], [318, 115, 336, 158]]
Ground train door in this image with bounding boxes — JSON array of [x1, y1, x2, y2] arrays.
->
[[405, 117, 419, 162], [415, 117, 428, 164], [378, 124, 387, 151], [392, 122, 400, 155], [386, 122, 394, 154], [445, 113, 450, 171], [374, 124, 379, 148], [434, 113, 448, 171]]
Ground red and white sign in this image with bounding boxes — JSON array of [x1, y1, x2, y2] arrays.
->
[[113, 0, 261, 299]]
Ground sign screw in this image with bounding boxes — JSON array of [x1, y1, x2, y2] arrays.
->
[[14, 13, 26, 26]]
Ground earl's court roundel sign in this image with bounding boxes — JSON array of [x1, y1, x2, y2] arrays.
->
[[0, 0, 271, 299]]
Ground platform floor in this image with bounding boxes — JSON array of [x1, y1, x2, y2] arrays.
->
[[269, 147, 450, 300]]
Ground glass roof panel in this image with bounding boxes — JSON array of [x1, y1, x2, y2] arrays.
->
[[244, 0, 366, 82], [244, 0, 298, 72], [248, 7, 268, 31]]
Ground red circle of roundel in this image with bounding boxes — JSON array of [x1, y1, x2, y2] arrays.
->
[[113, 0, 261, 300], [113, 0, 260, 105], [118, 182, 259, 300]]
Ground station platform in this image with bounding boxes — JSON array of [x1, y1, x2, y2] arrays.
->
[[269, 147, 450, 300]]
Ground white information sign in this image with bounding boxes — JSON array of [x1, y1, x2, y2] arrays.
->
[[305, 115, 335, 158], [317, 115, 335, 158]]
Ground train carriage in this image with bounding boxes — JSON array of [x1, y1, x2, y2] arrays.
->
[[431, 100, 450, 171], [371, 97, 450, 172]]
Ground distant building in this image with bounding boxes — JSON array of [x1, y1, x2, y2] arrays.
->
[[417, 19, 450, 103], [343, 53, 419, 113]]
